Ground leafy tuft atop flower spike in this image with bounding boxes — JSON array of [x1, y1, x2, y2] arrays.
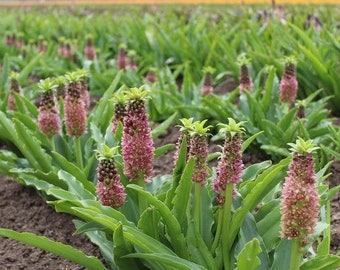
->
[[287, 137, 319, 154], [123, 86, 151, 101], [95, 145, 120, 161], [217, 118, 246, 138], [190, 119, 212, 137], [37, 78, 58, 93]]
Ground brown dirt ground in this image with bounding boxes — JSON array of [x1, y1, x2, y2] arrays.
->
[[0, 125, 339, 269]]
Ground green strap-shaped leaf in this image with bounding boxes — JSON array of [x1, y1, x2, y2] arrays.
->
[[14, 118, 52, 172], [165, 135, 187, 207], [58, 170, 96, 200], [171, 157, 194, 230], [236, 238, 261, 270], [18, 53, 43, 83], [151, 112, 177, 139], [0, 228, 107, 270], [113, 223, 141, 270], [52, 152, 96, 194], [124, 253, 206, 270], [300, 255, 340, 270], [127, 184, 190, 259], [229, 158, 290, 245]]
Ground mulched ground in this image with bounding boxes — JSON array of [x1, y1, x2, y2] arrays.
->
[[0, 125, 339, 269]]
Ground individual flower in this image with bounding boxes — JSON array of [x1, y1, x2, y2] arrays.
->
[[8, 71, 21, 111], [37, 78, 60, 137], [57, 37, 67, 58], [64, 71, 87, 137], [111, 92, 127, 133], [280, 138, 320, 247], [96, 145, 126, 209], [84, 34, 97, 61], [173, 118, 195, 166], [279, 56, 298, 104], [127, 50, 138, 71], [213, 118, 245, 205], [122, 87, 154, 182], [200, 66, 215, 96], [188, 120, 211, 186], [237, 54, 253, 92], [117, 43, 127, 70]]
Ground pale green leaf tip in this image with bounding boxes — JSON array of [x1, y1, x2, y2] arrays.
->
[[288, 137, 319, 154]]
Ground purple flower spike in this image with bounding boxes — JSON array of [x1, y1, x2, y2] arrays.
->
[[188, 120, 211, 186], [200, 67, 215, 96], [96, 145, 126, 209], [281, 138, 320, 246], [37, 81, 60, 137], [280, 57, 298, 104], [213, 118, 245, 205], [122, 87, 154, 182], [64, 72, 87, 137], [237, 54, 253, 92], [111, 92, 127, 134]]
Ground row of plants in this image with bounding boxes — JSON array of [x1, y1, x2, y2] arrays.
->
[[0, 4, 339, 270]]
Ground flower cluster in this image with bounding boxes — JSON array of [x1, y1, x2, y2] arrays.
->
[[111, 92, 127, 134], [280, 138, 320, 246], [237, 54, 253, 92], [64, 71, 88, 137], [213, 118, 245, 205], [96, 145, 126, 208], [122, 87, 154, 182], [37, 78, 60, 137], [188, 120, 211, 186], [279, 57, 298, 104]]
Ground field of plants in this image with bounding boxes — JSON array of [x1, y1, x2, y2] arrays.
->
[[0, 3, 340, 270]]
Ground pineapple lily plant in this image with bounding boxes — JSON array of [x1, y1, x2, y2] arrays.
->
[[0, 77, 339, 269], [0, 5, 339, 270]]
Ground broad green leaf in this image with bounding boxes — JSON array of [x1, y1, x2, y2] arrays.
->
[[18, 53, 43, 83], [58, 170, 96, 200], [52, 151, 95, 194], [151, 112, 177, 139], [236, 238, 261, 270], [270, 239, 292, 270], [113, 223, 141, 270], [242, 131, 264, 152], [14, 118, 52, 172], [124, 253, 206, 270], [0, 228, 107, 270], [128, 184, 189, 259], [229, 158, 289, 245], [165, 135, 187, 207], [171, 157, 194, 230], [300, 255, 340, 270], [73, 220, 115, 268]]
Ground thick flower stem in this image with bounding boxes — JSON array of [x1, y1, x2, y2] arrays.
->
[[74, 137, 83, 169], [51, 136, 56, 152], [137, 178, 147, 215], [289, 239, 302, 270], [221, 183, 234, 270], [194, 183, 202, 234]]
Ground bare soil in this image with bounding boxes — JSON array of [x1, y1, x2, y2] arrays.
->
[[0, 125, 339, 269]]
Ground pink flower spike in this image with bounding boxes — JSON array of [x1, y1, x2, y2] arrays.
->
[[188, 120, 211, 186], [96, 145, 126, 209], [280, 57, 298, 104], [64, 71, 87, 137], [213, 118, 245, 205], [122, 87, 154, 182], [280, 138, 320, 247]]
